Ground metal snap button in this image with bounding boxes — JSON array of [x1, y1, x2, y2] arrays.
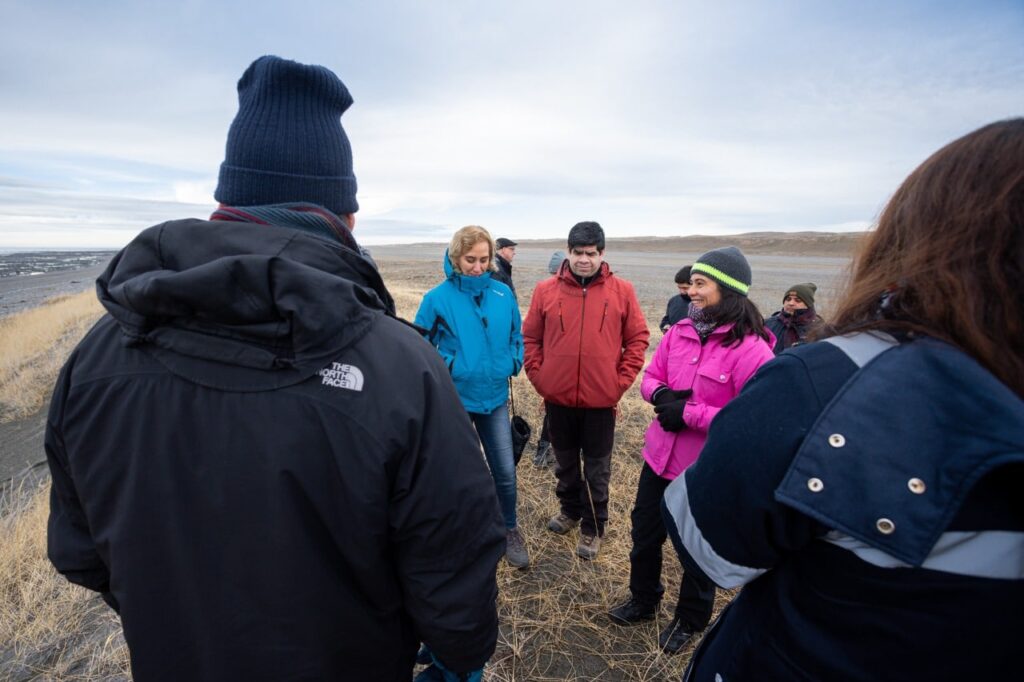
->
[[828, 433, 846, 448], [908, 478, 926, 494], [807, 477, 824, 492], [876, 518, 895, 534]]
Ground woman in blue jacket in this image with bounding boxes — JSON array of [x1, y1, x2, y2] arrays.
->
[[415, 225, 528, 568]]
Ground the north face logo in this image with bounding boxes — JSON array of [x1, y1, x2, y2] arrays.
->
[[318, 362, 364, 391]]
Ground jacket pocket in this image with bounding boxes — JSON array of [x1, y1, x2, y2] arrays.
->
[[694, 365, 732, 405]]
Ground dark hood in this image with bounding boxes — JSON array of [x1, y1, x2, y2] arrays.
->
[[97, 218, 395, 390]]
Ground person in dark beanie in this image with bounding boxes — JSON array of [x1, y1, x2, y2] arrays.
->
[[765, 282, 824, 354], [492, 237, 517, 296], [44, 55, 504, 682], [523, 221, 650, 560], [609, 245, 773, 654], [659, 265, 692, 332]]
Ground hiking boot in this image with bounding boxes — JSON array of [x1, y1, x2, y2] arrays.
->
[[659, 617, 698, 654], [533, 440, 553, 467], [547, 512, 580, 535], [608, 597, 657, 625], [576, 533, 601, 560], [505, 527, 530, 569]]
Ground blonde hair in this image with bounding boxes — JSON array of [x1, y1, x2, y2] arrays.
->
[[448, 225, 497, 272]]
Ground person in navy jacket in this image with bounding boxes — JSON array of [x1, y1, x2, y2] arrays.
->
[[45, 56, 504, 682], [663, 118, 1024, 681], [415, 225, 529, 569]]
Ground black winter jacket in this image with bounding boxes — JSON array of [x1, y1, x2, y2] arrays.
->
[[492, 254, 515, 296], [45, 219, 506, 682], [659, 294, 690, 332]]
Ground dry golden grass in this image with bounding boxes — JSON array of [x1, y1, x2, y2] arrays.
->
[[0, 480, 130, 679], [1, 270, 730, 681], [0, 290, 104, 423]]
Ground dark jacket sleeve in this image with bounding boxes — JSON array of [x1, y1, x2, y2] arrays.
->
[[388, 353, 505, 673], [45, 358, 116, 608], [662, 352, 845, 587]]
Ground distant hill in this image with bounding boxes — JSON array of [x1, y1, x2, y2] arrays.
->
[[388, 232, 866, 258], [518, 231, 866, 257]]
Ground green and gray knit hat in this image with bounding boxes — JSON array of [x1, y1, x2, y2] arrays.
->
[[691, 246, 752, 296], [785, 282, 817, 306]]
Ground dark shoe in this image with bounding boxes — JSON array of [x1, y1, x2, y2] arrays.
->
[[533, 440, 552, 467], [659, 618, 698, 654], [505, 527, 530, 568], [576, 533, 601, 560], [547, 512, 580, 535], [608, 597, 657, 625]]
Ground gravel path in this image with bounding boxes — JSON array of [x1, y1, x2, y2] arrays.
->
[[0, 263, 109, 318]]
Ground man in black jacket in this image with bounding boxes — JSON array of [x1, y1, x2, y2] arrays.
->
[[493, 237, 517, 296], [45, 55, 505, 682]]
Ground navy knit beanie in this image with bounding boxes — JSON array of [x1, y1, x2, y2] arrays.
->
[[691, 246, 752, 296], [215, 55, 358, 215]]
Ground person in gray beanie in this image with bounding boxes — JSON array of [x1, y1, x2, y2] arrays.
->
[[609, 244, 773, 654], [44, 55, 503, 682]]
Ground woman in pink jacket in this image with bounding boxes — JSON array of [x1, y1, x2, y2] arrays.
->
[[608, 246, 775, 654]]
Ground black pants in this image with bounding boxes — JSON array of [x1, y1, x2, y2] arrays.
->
[[629, 462, 715, 630], [545, 402, 615, 536]]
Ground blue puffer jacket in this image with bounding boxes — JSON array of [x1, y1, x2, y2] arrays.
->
[[414, 253, 524, 414]]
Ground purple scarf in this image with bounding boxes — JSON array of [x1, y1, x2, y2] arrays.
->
[[211, 202, 361, 253], [688, 302, 719, 341]]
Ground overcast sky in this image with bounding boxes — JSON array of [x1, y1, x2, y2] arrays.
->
[[0, 0, 1021, 248]]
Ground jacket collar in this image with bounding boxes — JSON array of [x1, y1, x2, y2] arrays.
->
[[557, 260, 611, 287], [443, 249, 493, 293]]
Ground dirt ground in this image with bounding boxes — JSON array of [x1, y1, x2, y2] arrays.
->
[[371, 236, 855, 324]]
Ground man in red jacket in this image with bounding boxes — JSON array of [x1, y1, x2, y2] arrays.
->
[[523, 221, 650, 559]]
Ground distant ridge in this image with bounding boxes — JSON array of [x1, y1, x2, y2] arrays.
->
[[390, 231, 867, 257], [601, 231, 865, 256]]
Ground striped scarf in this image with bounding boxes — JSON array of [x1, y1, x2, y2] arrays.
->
[[210, 203, 360, 253]]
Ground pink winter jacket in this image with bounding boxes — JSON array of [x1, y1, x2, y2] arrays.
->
[[640, 320, 775, 480]]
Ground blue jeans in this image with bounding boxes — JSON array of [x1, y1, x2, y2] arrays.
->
[[469, 403, 517, 530]]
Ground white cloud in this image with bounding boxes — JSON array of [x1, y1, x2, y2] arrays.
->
[[0, 0, 1021, 247]]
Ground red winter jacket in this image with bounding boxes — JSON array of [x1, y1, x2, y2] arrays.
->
[[523, 262, 650, 408]]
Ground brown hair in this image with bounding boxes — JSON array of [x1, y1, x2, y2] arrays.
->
[[448, 225, 497, 273], [829, 118, 1024, 396]]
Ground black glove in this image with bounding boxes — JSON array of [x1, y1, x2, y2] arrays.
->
[[652, 386, 692, 406], [655, 399, 687, 432]]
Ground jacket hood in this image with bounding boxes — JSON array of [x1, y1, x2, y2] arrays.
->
[[443, 248, 492, 293], [97, 219, 395, 390]]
